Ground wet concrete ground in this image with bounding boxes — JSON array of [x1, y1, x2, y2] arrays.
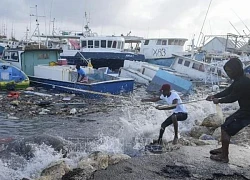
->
[[93, 145, 250, 180]]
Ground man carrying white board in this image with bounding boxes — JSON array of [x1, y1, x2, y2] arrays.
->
[[141, 84, 188, 145]]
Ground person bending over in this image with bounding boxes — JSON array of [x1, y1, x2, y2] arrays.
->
[[206, 58, 250, 163], [142, 84, 188, 145]]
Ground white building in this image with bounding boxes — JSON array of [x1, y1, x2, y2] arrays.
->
[[202, 37, 236, 53]]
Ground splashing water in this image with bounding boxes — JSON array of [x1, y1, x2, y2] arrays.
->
[[0, 144, 63, 180], [0, 86, 241, 179]]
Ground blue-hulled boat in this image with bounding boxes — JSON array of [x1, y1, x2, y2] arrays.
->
[[40, 22, 145, 71], [0, 62, 29, 90], [59, 36, 145, 70], [2, 48, 134, 98]]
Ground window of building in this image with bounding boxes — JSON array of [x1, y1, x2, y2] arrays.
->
[[94, 40, 99, 48], [184, 60, 190, 67], [101, 40, 106, 48], [38, 53, 49, 59], [88, 40, 93, 48], [178, 58, 183, 64], [144, 40, 149, 45], [81, 41, 87, 48], [112, 41, 117, 48], [107, 41, 112, 48]]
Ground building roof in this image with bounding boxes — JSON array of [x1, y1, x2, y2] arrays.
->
[[204, 37, 235, 49]]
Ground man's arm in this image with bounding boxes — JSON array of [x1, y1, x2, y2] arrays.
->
[[214, 83, 234, 98], [141, 97, 161, 102], [156, 99, 178, 110], [218, 82, 242, 103]]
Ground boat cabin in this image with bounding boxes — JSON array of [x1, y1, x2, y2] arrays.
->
[[140, 38, 187, 59], [171, 54, 226, 84]]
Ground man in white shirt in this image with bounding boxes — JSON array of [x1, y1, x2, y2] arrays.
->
[[141, 84, 188, 145]]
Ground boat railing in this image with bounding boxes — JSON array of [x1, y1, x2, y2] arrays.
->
[[77, 52, 91, 65]]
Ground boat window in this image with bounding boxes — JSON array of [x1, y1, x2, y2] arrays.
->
[[180, 40, 185, 46], [174, 40, 179, 45], [107, 41, 112, 48], [184, 60, 190, 67], [192, 63, 205, 72], [81, 40, 87, 48], [94, 40, 99, 48], [117, 41, 121, 49], [112, 41, 117, 48], [144, 40, 149, 45], [121, 42, 124, 49], [178, 58, 183, 64], [101, 40, 106, 48], [38, 53, 49, 59], [192, 63, 200, 70], [88, 40, 93, 48], [199, 64, 205, 72], [3, 51, 19, 61], [162, 40, 167, 45], [156, 40, 162, 45], [168, 39, 175, 45]]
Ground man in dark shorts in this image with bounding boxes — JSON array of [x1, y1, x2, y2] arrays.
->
[[206, 58, 250, 163], [142, 84, 188, 145]]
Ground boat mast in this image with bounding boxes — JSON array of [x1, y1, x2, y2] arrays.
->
[[196, 0, 213, 48], [30, 5, 45, 49]]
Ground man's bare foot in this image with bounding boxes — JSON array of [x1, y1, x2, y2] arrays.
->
[[172, 137, 178, 145], [210, 147, 222, 155], [210, 154, 229, 163], [150, 139, 162, 145]]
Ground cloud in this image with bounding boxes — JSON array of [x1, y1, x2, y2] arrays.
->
[[0, 0, 250, 40]]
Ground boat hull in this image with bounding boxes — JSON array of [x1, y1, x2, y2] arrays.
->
[[61, 52, 145, 70], [28, 76, 134, 98], [0, 63, 30, 90], [0, 80, 29, 90]]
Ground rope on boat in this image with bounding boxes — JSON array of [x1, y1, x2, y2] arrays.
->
[[31, 80, 130, 99]]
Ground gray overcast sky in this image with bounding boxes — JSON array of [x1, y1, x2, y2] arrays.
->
[[1, 0, 250, 45]]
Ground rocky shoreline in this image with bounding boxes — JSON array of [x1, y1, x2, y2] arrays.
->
[[33, 105, 250, 180], [92, 144, 250, 180], [32, 141, 250, 180]]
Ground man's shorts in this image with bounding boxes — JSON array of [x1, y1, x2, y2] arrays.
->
[[161, 112, 188, 128], [221, 110, 250, 136]]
